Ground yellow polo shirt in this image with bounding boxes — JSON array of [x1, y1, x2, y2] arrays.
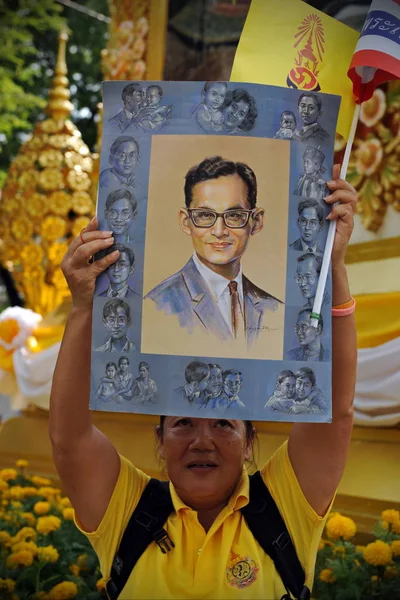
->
[[76, 441, 331, 599]]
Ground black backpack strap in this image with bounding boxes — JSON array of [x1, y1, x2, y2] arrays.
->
[[106, 478, 174, 600], [241, 471, 311, 600]]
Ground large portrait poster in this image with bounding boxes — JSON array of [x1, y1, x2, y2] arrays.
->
[[90, 81, 340, 423]]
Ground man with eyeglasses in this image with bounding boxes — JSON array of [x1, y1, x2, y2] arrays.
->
[[104, 189, 137, 245], [98, 244, 138, 299], [145, 156, 282, 345], [99, 136, 140, 191], [290, 199, 324, 254], [286, 308, 330, 362], [295, 252, 330, 309], [95, 299, 135, 352]]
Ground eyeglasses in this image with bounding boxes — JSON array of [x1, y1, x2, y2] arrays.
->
[[104, 316, 128, 326], [298, 218, 319, 229], [295, 274, 317, 285], [294, 323, 312, 333], [187, 208, 255, 229]]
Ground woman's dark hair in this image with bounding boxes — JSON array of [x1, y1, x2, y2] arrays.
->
[[223, 88, 258, 132], [158, 416, 255, 442]]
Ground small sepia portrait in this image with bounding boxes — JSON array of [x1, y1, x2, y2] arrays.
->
[[95, 299, 136, 353], [295, 252, 329, 309], [274, 110, 297, 140], [290, 199, 324, 254], [99, 136, 140, 191], [294, 146, 328, 202], [286, 308, 330, 362], [97, 244, 138, 299], [96, 361, 121, 403], [293, 92, 329, 143], [221, 88, 258, 135], [265, 367, 326, 415], [193, 82, 228, 133], [175, 361, 211, 406], [206, 368, 245, 411], [131, 361, 158, 404], [104, 188, 137, 244], [108, 82, 171, 133]]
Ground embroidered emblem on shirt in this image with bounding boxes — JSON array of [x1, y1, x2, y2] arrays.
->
[[226, 551, 259, 589]]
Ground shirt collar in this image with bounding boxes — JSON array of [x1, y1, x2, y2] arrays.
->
[[301, 240, 316, 253], [124, 108, 134, 119], [107, 283, 129, 298], [169, 470, 250, 516], [111, 169, 135, 186], [192, 253, 243, 302]]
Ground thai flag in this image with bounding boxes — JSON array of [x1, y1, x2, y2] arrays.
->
[[348, 0, 400, 102]]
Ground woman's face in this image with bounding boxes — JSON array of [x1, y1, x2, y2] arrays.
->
[[158, 417, 252, 510], [223, 99, 249, 129], [139, 365, 149, 378]]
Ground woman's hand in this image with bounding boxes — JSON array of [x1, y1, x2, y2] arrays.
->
[[325, 163, 358, 266], [61, 217, 118, 309]]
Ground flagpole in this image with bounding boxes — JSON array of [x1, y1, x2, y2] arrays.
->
[[310, 102, 361, 328]]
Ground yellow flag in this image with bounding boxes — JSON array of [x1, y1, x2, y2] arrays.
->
[[231, 0, 359, 139]]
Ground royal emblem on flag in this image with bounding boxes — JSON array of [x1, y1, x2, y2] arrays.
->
[[287, 13, 325, 92]]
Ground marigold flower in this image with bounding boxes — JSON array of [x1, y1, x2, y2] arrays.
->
[[69, 564, 80, 576], [7, 549, 34, 568], [63, 507, 74, 520], [36, 515, 61, 534], [12, 540, 38, 555], [0, 578, 16, 592], [11, 500, 22, 509], [47, 581, 78, 599], [0, 478, 8, 491], [37, 486, 59, 498], [319, 568, 336, 583], [34, 501, 50, 515], [370, 575, 378, 582], [318, 539, 325, 551], [384, 566, 399, 580], [76, 553, 88, 569], [356, 545, 365, 554], [0, 531, 12, 546], [31, 475, 51, 487], [391, 519, 400, 534], [22, 512, 36, 526], [0, 468, 17, 482], [325, 514, 356, 541], [13, 526, 36, 542], [381, 509, 400, 524], [355, 138, 383, 177], [16, 459, 29, 469], [38, 545, 59, 563], [363, 540, 393, 566], [334, 544, 345, 555], [96, 577, 106, 591], [391, 540, 400, 557], [9, 486, 25, 500], [59, 497, 71, 508]]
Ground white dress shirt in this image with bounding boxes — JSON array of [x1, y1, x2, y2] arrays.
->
[[193, 253, 244, 333], [300, 239, 318, 253]]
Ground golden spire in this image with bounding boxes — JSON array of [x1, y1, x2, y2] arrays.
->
[[46, 30, 74, 120]]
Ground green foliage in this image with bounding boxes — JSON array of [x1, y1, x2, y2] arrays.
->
[[0, 0, 109, 186]]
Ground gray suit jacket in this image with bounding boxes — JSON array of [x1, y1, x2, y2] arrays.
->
[[145, 257, 282, 345], [290, 238, 324, 254], [108, 110, 131, 132]]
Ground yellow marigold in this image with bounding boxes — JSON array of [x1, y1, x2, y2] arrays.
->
[[0, 531, 12, 546], [391, 540, 400, 557], [69, 564, 80, 576], [38, 545, 59, 563], [21, 486, 38, 498], [76, 553, 88, 569], [371, 575, 378, 582], [37, 486, 60, 498], [34, 501, 50, 515], [381, 509, 400, 524], [318, 539, 325, 551], [319, 568, 336, 583], [9, 486, 25, 500], [356, 545, 365, 553], [334, 544, 346, 555], [0, 578, 16, 592], [11, 501, 23, 509], [384, 566, 399, 580], [31, 475, 51, 487], [36, 515, 61, 534], [363, 540, 393, 566], [59, 497, 71, 508], [12, 541, 38, 556], [326, 511, 340, 521], [13, 526, 36, 541], [16, 459, 29, 469], [0, 469, 17, 482], [7, 549, 34, 568], [22, 512, 36, 526], [326, 514, 357, 541], [392, 520, 400, 534], [381, 520, 389, 531], [96, 577, 106, 591], [47, 581, 78, 599], [63, 507, 74, 520], [0, 478, 8, 491]]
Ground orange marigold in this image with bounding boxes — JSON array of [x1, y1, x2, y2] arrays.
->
[[325, 514, 356, 541], [319, 568, 336, 583], [363, 540, 393, 566]]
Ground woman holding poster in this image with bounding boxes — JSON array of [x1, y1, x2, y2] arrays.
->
[[49, 165, 357, 599]]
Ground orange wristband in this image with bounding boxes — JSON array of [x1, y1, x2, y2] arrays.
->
[[332, 297, 356, 317]]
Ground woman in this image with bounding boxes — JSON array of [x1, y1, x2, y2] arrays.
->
[[221, 88, 258, 134], [131, 361, 158, 404], [49, 164, 357, 599]]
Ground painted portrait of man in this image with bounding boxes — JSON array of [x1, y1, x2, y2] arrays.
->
[[109, 83, 145, 132], [104, 189, 137, 244], [145, 156, 282, 346], [99, 136, 140, 191], [290, 199, 325, 254], [293, 92, 329, 143]]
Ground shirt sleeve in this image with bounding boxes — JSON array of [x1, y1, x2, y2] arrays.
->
[[74, 454, 150, 580], [260, 440, 334, 588]]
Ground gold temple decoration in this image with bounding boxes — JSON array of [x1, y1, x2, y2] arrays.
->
[[101, 0, 167, 81], [0, 31, 95, 316], [342, 81, 400, 233]]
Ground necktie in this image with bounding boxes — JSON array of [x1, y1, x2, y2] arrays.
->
[[228, 281, 241, 338], [307, 246, 314, 253]]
